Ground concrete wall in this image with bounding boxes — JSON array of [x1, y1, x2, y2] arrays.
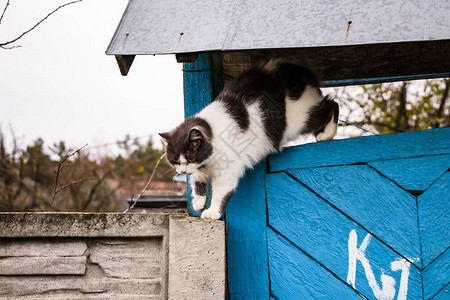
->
[[0, 213, 225, 299]]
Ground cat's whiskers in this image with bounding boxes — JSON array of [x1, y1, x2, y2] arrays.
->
[[163, 168, 177, 177]]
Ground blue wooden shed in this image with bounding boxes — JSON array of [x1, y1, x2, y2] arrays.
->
[[107, 1, 450, 299]]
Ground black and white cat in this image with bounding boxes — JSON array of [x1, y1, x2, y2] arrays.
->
[[159, 61, 338, 220]]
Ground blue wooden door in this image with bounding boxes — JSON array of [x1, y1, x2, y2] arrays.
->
[[227, 127, 450, 300]]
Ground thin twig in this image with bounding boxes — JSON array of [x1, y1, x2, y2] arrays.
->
[[50, 143, 88, 206], [0, 0, 83, 49], [0, 0, 10, 25], [54, 176, 95, 196], [0, 45, 21, 50], [78, 169, 112, 211], [123, 153, 166, 213]]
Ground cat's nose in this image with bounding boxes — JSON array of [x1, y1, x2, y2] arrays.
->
[[178, 166, 187, 174]]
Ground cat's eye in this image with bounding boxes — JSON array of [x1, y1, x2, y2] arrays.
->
[[188, 158, 196, 163], [169, 160, 179, 165]]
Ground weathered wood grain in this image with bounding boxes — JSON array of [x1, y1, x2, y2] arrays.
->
[[422, 248, 450, 300], [267, 172, 422, 300], [269, 127, 450, 172], [431, 284, 450, 300], [222, 40, 450, 85], [183, 53, 223, 118], [368, 154, 450, 192], [418, 171, 450, 267], [115, 55, 135, 76], [267, 229, 364, 300], [226, 162, 270, 299], [288, 165, 421, 263]]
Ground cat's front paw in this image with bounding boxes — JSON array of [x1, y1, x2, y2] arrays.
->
[[192, 195, 206, 211], [316, 121, 337, 142], [201, 207, 222, 220]]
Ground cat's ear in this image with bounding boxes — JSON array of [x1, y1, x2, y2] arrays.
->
[[159, 132, 172, 143], [189, 128, 204, 142]]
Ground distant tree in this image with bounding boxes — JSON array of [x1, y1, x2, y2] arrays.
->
[[333, 78, 449, 135], [49, 141, 72, 161], [0, 130, 173, 212], [22, 138, 54, 208], [106, 135, 173, 193]]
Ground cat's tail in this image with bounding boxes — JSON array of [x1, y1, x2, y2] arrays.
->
[[313, 96, 339, 142]]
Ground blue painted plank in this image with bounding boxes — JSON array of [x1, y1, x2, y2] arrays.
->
[[269, 127, 450, 172], [418, 172, 450, 267], [183, 53, 223, 118], [226, 162, 270, 299], [430, 283, 450, 300], [267, 172, 423, 300], [369, 154, 450, 192], [183, 53, 223, 216], [267, 229, 365, 300], [423, 248, 450, 300], [288, 164, 421, 265]]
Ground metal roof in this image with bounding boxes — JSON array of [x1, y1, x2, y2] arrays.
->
[[107, 0, 450, 56]]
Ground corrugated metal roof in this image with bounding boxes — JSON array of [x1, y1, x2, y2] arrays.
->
[[107, 0, 450, 55]]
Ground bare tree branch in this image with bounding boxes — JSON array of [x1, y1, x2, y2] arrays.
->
[[50, 143, 91, 206], [0, 0, 10, 25], [54, 176, 95, 197], [123, 153, 166, 213], [0, 0, 83, 49]]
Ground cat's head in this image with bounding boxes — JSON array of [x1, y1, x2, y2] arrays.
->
[[159, 117, 213, 175]]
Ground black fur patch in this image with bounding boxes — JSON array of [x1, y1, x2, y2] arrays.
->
[[216, 62, 323, 149], [216, 90, 249, 131], [276, 63, 321, 99], [302, 96, 339, 136], [219, 190, 235, 215], [194, 181, 206, 196]]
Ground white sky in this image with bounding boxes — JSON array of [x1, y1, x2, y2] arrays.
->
[[0, 0, 184, 154], [2, 0, 430, 156]]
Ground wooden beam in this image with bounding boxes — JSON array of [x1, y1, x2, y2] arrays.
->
[[176, 53, 199, 63], [226, 162, 270, 299], [183, 53, 223, 118], [222, 40, 450, 86], [115, 55, 135, 76], [269, 127, 450, 172]]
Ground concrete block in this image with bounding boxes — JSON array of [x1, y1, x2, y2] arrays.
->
[[0, 213, 226, 299], [0, 276, 162, 297], [0, 212, 169, 237], [168, 215, 226, 300], [0, 240, 87, 256], [89, 239, 163, 279], [0, 257, 87, 275]]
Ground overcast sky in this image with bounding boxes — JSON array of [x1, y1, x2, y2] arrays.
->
[[0, 0, 184, 154]]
